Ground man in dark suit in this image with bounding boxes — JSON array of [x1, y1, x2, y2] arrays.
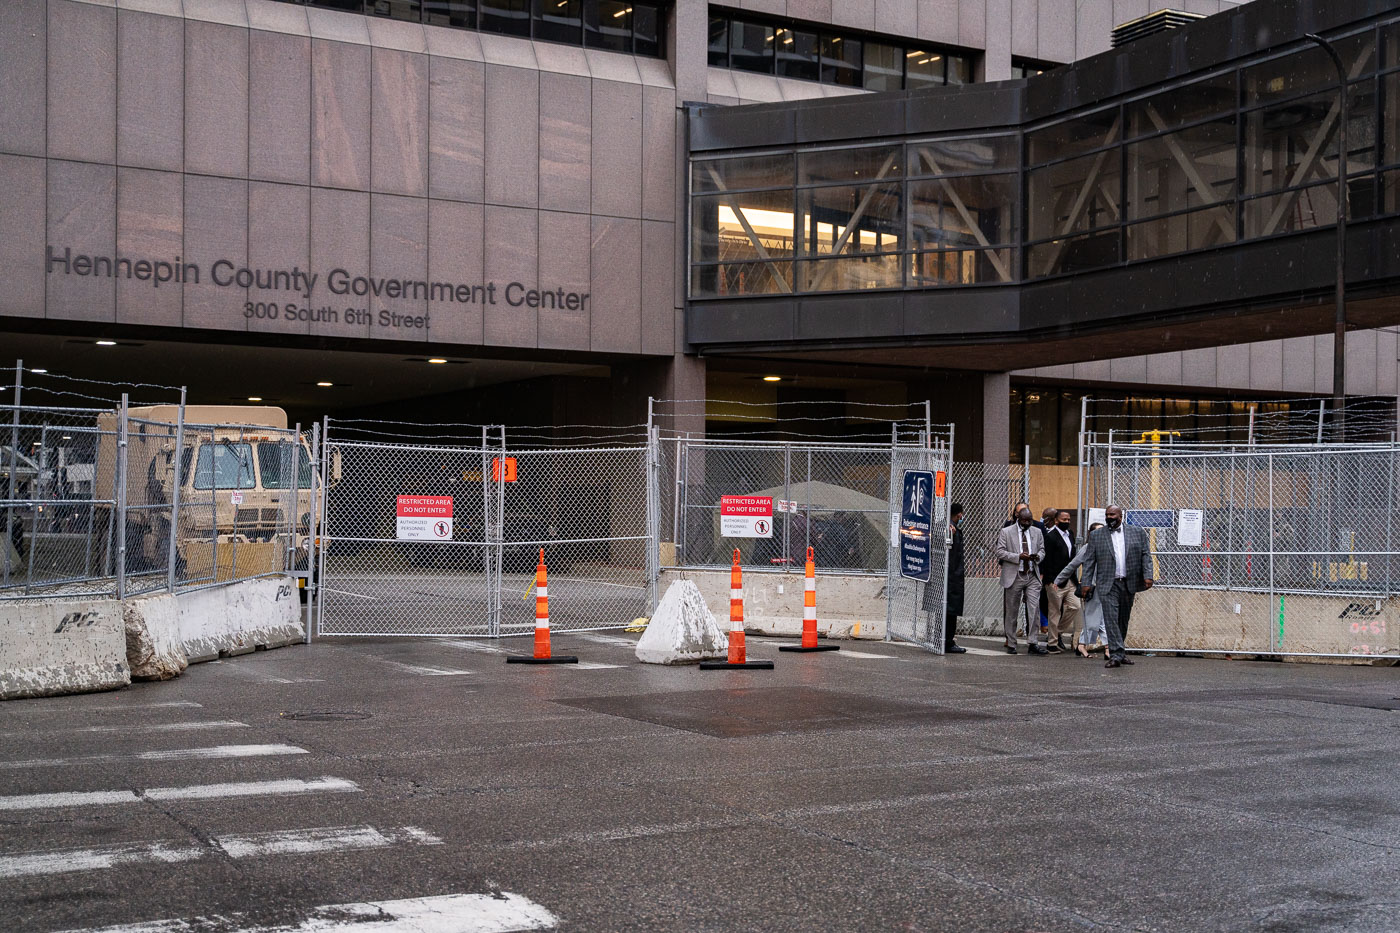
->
[[1080, 505, 1154, 668], [1040, 510, 1080, 653]]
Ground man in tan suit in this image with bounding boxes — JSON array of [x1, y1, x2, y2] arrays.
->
[[996, 507, 1046, 655]]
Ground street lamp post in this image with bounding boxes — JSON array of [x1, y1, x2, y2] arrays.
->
[[1305, 33, 1348, 440]]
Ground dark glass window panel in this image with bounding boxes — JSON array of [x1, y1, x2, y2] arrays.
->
[[1243, 31, 1375, 108], [691, 189, 796, 265], [946, 55, 972, 85], [1242, 181, 1341, 238], [799, 255, 902, 292], [423, 0, 475, 27], [369, 0, 422, 21], [1027, 108, 1120, 164], [533, 0, 581, 44], [909, 174, 1018, 250], [729, 20, 774, 74], [798, 145, 901, 186], [708, 16, 729, 67], [632, 3, 660, 57], [1383, 168, 1400, 215], [821, 35, 861, 87], [690, 261, 793, 298], [1027, 229, 1121, 278], [908, 136, 1018, 174], [257, 443, 313, 490], [691, 153, 795, 193], [1126, 72, 1237, 139], [1058, 392, 1081, 465], [1243, 87, 1376, 196], [864, 42, 902, 92], [307, 0, 366, 11], [586, 0, 632, 51], [798, 183, 904, 257], [1024, 389, 1059, 464], [906, 50, 945, 90], [480, 0, 530, 36], [1125, 206, 1236, 262], [1125, 116, 1237, 221], [1027, 149, 1123, 241], [776, 28, 819, 82], [909, 248, 1013, 286]]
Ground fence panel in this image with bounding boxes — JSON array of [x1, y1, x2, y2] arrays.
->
[[949, 460, 1027, 627], [884, 442, 953, 652]]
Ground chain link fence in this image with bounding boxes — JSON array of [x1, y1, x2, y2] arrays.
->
[[950, 460, 1029, 629], [1, 362, 311, 602], [884, 437, 954, 653], [1081, 427, 1400, 658], [315, 421, 650, 637]]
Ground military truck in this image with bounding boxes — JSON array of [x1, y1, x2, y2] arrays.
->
[[94, 406, 332, 583]]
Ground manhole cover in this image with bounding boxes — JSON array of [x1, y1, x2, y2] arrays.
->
[[279, 710, 372, 722]]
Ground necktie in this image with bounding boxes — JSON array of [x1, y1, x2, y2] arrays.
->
[[1021, 529, 1030, 573]]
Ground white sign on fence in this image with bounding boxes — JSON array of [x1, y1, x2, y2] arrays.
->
[[720, 495, 773, 538], [396, 495, 454, 541], [1177, 509, 1204, 547], [776, 499, 798, 513]]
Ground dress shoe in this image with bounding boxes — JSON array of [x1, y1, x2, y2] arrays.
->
[[1004, 644, 1018, 654], [1105, 658, 1121, 668], [1119, 657, 1135, 665], [945, 644, 967, 654], [1029, 644, 1048, 655], [1058, 637, 1071, 652], [1046, 643, 1063, 654]]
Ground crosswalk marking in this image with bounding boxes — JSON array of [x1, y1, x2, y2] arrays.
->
[[0, 744, 308, 770], [575, 633, 637, 648], [0, 720, 249, 739], [0, 776, 359, 812], [56, 891, 559, 933], [14, 700, 204, 713], [0, 825, 442, 880], [836, 649, 896, 659], [573, 661, 622, 670], [370, 658, 474, 676]]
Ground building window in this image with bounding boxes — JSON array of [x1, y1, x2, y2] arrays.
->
[[705, 9, 977, 92], [1011, 57, 1058, 79], [291, 0, 668, 58]]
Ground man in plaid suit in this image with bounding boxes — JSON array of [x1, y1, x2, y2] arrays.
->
[[1080, 505, 1154, 668]]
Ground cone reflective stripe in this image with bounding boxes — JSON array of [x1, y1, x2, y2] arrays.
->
[[802, 546, 819, 649], [534, 548, 551, 659], [728, 548, 746, 664]]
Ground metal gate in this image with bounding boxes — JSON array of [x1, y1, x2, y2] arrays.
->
[[884, 429, 954, 653], [314, 422, 652, 637]]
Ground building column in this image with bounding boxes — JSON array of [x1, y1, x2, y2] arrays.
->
[[982, 372, 1011, 466]]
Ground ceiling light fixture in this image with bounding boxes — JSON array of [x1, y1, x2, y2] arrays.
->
[[763, 375, 782, 382], [317, 381, 333, 387], [30, 368, 47, 374], [247, 396, 263, 402], [95, 340, 116, 346], [427, 358, 448, 364], [907, 50, 922, 58]]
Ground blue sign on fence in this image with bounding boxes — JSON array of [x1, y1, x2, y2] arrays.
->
[[899, 470, 934, 582], [1126, 509, 1175, 528]]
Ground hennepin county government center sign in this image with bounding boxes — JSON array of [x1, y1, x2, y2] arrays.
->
[[46, 246, 592, 331]]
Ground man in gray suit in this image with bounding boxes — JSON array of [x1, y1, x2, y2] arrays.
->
[[996, 507, 1046, 655], [1080, 504, 1154, 668]]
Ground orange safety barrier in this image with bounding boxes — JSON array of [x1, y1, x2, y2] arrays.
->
[[779, 546, 839, 653], [506, 549, 579, 665], [700, 549, 774, 670]]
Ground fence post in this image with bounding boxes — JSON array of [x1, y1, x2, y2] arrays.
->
[[285, 422, 300, 577], [1387, 442, 1396, 599], [647, 424, 660, 612], [1023, 444, 1030, 505], [1267, 452, 1276, 652], [3, 360, 21, 587], [166, 387, 186, 593], [315, 416, 330, 639], [782, 441, 791, 573], [115, 393, 129, 601], [884, 423, 898, 644], [494, 425, 507, 638], [1106, 430, 1114, 506], [1317, 399, 1326, 444], [305, 420, 320, 644]]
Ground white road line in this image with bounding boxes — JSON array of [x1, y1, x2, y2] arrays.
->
[[0, 825, 442, 880], [573, 662, 621, 670], [0, 776, 359, 812], [0, 744, 307, 770], [574, 633, 637, 648], [12, 700, 204, 713], [56, 891, 558, 933], [962, 646, 1007, 656], [835, 649, 896, 659], [443, 640, 508, 654], [207, 662, 323, 685], [372, 659, 474, 676], [0, 720, 249, 739]]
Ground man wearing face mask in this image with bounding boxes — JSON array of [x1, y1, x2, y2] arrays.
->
[[1081, 505, 1153, 668], [1040, 510, 1081, 653], [996, 507, 1046, 654]]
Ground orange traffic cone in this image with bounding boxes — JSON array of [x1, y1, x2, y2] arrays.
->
[[701, 549, 774, 670], [506, 548, 578, 665], [780, 547, 839, 653]]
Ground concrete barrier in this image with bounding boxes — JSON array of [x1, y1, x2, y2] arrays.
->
[[123, 593, 188, 681], [662, 568, 887, 640], [178, 575, 303, 663], [0, 598, 131, 700]]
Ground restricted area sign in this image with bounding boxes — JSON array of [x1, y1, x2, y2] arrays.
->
[[720, 495, 773, 538], [899, 470, 934, 582], [396, 495, 453, 541]]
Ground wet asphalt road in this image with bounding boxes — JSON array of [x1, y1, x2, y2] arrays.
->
[[2, 631, 1400, 932]]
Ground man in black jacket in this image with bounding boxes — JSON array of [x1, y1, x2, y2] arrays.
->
[[1040, 510, 1081, 653]]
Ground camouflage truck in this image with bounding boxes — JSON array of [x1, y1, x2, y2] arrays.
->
[[95, 406, 332, 584]]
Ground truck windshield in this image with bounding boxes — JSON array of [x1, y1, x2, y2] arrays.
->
[[257, 442, 313, 489], [189, 443, 256, 490]]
